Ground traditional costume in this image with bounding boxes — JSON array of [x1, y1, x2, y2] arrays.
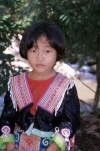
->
[[0, 72, 80, 151]]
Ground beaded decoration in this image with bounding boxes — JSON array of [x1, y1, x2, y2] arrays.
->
[[1, 126, 11, 135], [61, 128, 70, 138]]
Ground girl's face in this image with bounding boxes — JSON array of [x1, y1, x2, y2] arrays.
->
[[27, 35, 57, 77]]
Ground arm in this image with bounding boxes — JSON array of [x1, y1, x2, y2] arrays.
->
[[0, 91, 18, 150], [51, 82, 80, 151]]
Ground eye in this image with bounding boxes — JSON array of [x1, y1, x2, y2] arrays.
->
[[32, 50, 36, 52], [29, 46, 36, 52], [30, 49, 36, 52], [46, 50, 51, 53]]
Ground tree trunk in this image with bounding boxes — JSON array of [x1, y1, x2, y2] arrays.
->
[[93, 33, 100, 116], [93, 55, 100, 116]]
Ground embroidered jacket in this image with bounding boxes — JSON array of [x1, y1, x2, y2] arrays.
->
[[0, 72, 80, 151]]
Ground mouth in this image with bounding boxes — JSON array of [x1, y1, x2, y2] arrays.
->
[[36, 64, 45, 67]]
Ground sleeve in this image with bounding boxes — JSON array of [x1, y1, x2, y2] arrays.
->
[[0, 90, 18, 149], [51, 82, 80, 151]]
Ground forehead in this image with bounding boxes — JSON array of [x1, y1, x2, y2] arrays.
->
[[38, 35, 48, 43], [33, 35, 50, 46]]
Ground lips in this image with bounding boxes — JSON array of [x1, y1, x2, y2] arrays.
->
[[36, 64, 45, 67]]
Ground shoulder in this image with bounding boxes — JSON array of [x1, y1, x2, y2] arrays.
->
[[8, 72, 27, 81], [57, 72, 73, 83], [7, 72, 27, 90], [57, 72, 76, 90], [11, 71, 26, 78]]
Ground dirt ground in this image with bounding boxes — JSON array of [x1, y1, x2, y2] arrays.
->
[[74, 77, 97, 106], [75, 114, 100, 151], [73, 74, 100, 151]]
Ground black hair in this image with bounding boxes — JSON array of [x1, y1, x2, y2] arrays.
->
[[19, 22, 66, 61]]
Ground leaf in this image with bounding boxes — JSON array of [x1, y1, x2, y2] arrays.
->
[[65, 18, 70, 25], [0, 53, 14, 59], [3, 14, 11, 20], [0, 45, 5, 52], [0, 83, 8, 95]]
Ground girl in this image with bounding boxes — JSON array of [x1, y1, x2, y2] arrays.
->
[[0, 22, 80, 151]]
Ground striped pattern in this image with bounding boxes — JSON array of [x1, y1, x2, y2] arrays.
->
[[10, 72, 71, 113], [11, 73, 33, 110], [38, 73, 71, 114]]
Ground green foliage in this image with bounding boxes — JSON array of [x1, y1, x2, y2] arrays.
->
[[1, 0, 100, 112], [25, 0, 100, 64], [0, 0, 33, 95], [23, 0, 100, 112]]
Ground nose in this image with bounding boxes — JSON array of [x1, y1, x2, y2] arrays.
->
[[37, 51, 44, 62]]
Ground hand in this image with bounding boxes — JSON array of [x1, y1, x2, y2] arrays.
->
[[45, 142, 60, 151], [9, 146, 19, 151], [6, 142, 15, 151]]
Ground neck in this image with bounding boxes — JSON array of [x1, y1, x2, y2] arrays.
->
[[28, 70, 56, 80]]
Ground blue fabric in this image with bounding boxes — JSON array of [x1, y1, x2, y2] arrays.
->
[[14, 127, 23, 148], [40, 137, 51, 151]]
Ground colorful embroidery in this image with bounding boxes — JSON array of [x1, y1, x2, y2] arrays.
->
[[8, 73, 33, 110], [19, 132, 41, 151], [38, 73, 72, 114], [8, 72, 71, 113], [40, 137, 51, 150], [14, 125, 23, 148]]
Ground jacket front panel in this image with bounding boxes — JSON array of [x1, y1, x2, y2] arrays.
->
[[0, 72, 80, 139]]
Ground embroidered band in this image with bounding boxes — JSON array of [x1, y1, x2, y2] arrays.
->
[[8, 73, 33, 110], [38, 73, 72, 114], [8, 72, 71, 113]]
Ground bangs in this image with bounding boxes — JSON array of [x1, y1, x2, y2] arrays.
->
[[19, 22, 66, 60], [25, 33, 55, 50]]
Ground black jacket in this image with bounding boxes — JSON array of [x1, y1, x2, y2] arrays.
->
[[0, 75, 80, 139]]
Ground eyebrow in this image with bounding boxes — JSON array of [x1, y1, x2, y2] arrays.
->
[[45, 45, 51, 47], [33, 44, 51, 48]]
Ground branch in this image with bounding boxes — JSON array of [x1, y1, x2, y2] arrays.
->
[[75, 75, 96, 93]]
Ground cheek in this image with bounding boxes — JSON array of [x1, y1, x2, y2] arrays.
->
[[27, 52, 30, 60], [53, 52, 57, 62], [48, 55, 57, 64], [27, 52, 34, 60]]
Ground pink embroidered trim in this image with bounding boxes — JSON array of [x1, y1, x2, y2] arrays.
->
[[10, 72, 71, 113], [11, 73, 33, 110], [38, 73, 72, 114]]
